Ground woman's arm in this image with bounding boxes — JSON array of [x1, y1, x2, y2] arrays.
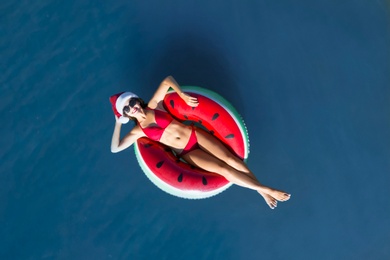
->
[[111, 118, 144, 153], [148, 76, 198, 109]]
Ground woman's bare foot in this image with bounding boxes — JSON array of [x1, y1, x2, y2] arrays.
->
[[267, 189, 291, 202], [258, 186, 291, 207], [258, 191, 278, 209]]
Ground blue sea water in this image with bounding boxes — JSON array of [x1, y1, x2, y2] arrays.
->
[[1, 0, 390, 259]]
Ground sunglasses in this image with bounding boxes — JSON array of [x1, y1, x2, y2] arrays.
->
[[123, 98, 138, 113]]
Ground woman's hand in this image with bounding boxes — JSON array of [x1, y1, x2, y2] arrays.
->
[[114, 115, 122, 125], [180, 92, 199, 107]]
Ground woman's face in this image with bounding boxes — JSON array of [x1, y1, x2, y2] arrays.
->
[[123, 98, 141, 116]]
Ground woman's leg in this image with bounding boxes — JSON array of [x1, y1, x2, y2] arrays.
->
[[194, 128, 291, 202], [183, 148, 290, 209], [195, 128, 257, 176]]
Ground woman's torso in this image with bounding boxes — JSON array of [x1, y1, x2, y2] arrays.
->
[[138, 107, 193, 152]]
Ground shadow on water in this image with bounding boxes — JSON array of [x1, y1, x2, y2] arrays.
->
[[129, 32, 245, 111]]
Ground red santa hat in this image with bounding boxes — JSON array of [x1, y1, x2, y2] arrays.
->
[[109, 91, 139, 124]]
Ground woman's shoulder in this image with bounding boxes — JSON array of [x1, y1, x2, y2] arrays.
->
[[147, 102, 167, 112], [130, 124, 144, 135]]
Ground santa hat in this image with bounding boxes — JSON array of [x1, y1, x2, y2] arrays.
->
[[109, 91, 139, 124]]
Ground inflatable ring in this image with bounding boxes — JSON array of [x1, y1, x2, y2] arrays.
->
[[134, 86, 250, 199]]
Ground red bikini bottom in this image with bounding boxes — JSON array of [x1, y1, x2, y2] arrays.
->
[[179, 126, 200, 156]]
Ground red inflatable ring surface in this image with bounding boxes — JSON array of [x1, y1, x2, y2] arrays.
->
[[134, 86, 250, 199]]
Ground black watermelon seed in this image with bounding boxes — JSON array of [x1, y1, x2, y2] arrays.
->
[[212, 113, 219, 121], [144, 143, 153, 148], [192, 107, 195, 111], [164, 148, 171, 152], [190, 165, 196, 169], [225, 134, 235, 139], [178, 173, 183, 182], [202, 176, 208, 185], [184, 115, 188, 119], [176, 159, 181, 163], [156, 161, 164, 168], [210, 130, 214, 135], [170, 100, 174, 109], [198, 120, 202, 124]]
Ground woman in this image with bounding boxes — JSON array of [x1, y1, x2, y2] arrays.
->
[[110, 76, 291, 209]]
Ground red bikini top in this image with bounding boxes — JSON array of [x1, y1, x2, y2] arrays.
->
[[139, 108, 173, 141]]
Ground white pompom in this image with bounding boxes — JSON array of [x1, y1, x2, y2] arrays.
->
[[119, 116, 130, 124]]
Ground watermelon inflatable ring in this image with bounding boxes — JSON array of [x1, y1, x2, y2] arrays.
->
[[134, 86, 250, 199]]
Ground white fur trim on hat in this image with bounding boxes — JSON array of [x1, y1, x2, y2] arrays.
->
[[119, 116, 130, 124]]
